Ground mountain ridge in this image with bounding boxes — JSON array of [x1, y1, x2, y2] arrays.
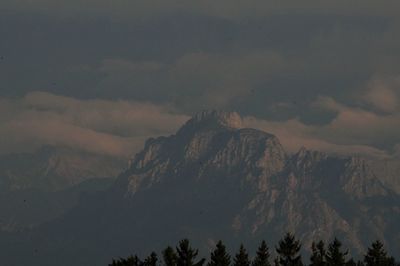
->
[[107, 111, 399, 255], [1, 110, 399, 266], [0, 145, 125, 192]]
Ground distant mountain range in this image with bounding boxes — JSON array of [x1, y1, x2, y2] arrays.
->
[[0, 145, 125, 192], [1, 111, 399, 266], [0, 146, 125, 231]]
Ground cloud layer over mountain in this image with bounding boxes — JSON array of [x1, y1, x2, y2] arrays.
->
[[0, 92, 188, 157], [0, 91, 399, 158], [1, 1, 400, 158]]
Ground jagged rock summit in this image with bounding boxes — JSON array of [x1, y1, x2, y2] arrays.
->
[[4, 110, 399, 266], [178, 110, 243, 132], [118, 110, 286, 196], [112, 110, 399, 256]]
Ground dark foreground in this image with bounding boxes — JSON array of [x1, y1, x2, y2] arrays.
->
[[110, 233, 399, 266]]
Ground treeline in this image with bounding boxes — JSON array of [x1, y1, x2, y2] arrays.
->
[[109, 233, 399, 266]]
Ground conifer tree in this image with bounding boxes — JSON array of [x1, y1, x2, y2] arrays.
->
[[163, 246, 178, 266], [109, 255, 142, 266], [109, 259, 119, 266], [233, 244, 251, 266], [326, 238, 348, 266], [176, 239, 206, 266], [253, 240, 271, 266], [310, 241, 327, 266], [364, 241, 395, 266], [208, 240, 231, 266], [345, 259, 359, 266], [130, 255, 144, 266], [356, 260, 365, 266], [275, 233, 303, 266], [144, 252, 158, 266]]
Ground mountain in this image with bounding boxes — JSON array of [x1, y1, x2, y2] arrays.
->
[[0, 146, 125, 231], [1, 111, 399, 266], [0, 145, 125, 192], [368, 158, 400, 194], [0, 177, 115, 232]]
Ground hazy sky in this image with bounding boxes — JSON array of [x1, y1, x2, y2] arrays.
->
[[1, 1, 400, 158]]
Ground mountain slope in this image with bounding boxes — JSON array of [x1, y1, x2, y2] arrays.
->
[[2, 111, 399, 266], [0, 145, 125, 192], [0, 146, 125, 232]]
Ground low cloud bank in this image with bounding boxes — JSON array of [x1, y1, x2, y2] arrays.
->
[[0, 92, 189, 157], [1, 89, 399, 159], [244, 82, 400, 158]]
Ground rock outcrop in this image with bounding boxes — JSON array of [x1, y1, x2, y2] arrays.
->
[[2, 111, 399, 266], [110, 111, 399, 256]]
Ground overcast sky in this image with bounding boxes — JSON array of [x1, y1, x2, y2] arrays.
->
[[1, 1, 400, 158]]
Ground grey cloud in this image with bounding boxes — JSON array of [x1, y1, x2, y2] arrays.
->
[[75, 51, 292, 111], [1, 91, 399, 159], [167, 51, 289, 109], [3, 0, 400, 20], [2, 10, 398, 116], [99, 59, 165, 73], [363, 76, 400, 113], [394, 144, 400, 158], [311, 96, 400, 149], [243, 116, 389, 158], [0, 92, 189, 157], [243, 93, 400, 158], [1, 2, 400, 159]]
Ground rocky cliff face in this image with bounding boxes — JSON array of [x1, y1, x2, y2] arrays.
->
[[368, 158, 400, 194], [117, 111, 285, 196], [111, 110, 399, 256], [3, 111, 399, 266]]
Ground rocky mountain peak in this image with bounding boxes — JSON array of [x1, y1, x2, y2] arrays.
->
[[194, 110, 243, 128], [293, 147, 328, 163], [9, 111, 400, 265], [118, 110, 287, 195], [177, 110, 243, 135]]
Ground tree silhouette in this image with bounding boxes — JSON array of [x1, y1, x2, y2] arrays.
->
[[144, 252, 158, 266], [356, 260, 365, 266], [163, 246, 178, 266], [345, 258, 365, 266], [108, 236, 400, 266], [364, 241, 395, 266], [233, 244, 251, 266], [208, 240, 231, 266], [176, 239, 206, 266], [310, 241, 327, 266], [275, 233, 303, 266], [109, 255, 142, 266], [326, 238, 348, 266], [252, 240, 271, 266]]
